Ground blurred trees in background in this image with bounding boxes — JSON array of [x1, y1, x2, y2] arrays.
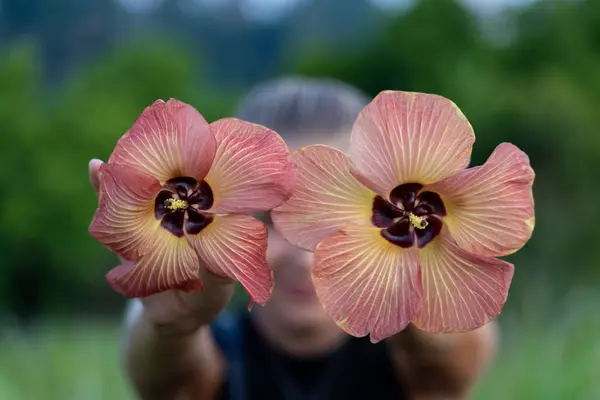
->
[[1, 0, 599, 321], [0, 40, 235, 318]]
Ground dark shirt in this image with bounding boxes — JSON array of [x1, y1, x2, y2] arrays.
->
[[212, 311, 408, 400]]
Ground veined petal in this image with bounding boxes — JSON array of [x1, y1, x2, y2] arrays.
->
[[109, 99, 216, 182], [312, 225, 422, 343], [428, 143, 535, 257], [414, 235, 514, 333], [89, 163, 161, 260], [188, 214, 273, 305], [272, 145, 376, 251], [204, 118, 296, 214], [349, 91, 475, 197], [106, 229, 203, 298]]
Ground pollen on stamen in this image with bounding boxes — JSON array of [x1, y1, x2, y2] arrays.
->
[[409, 213, 428, 229], [165, 198, 188, 211]]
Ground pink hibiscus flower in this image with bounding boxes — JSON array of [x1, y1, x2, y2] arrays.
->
[[272, 91, 535, 341], [89, 99, 296, 304]]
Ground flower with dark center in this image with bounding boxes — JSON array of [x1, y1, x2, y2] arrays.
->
[[154, 178, 214, 238], [89, 99, 296, 302], [372, 183, 447, 249], [272, 91, 535, 341]]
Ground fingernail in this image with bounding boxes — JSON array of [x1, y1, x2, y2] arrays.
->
[[89, 159, 103, 170]]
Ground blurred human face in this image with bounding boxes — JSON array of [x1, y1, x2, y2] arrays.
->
[[260, 130, 348, 330], [263, 226, 333, 330]]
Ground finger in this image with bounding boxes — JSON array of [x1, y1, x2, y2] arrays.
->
[[89, 158, 104, 195]]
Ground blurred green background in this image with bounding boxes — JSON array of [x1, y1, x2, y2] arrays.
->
[[1, 0, 600, 398]]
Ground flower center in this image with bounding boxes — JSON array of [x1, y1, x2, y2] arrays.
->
[[408, 213, 428, 230], [165, 198, 188, 212], [154, 177, 214, 238], [371, 183, 446, 249]]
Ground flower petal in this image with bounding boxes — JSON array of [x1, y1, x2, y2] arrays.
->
[[428, 143, 535, 257], [204, 118, 296, 214], [187, 214, 273, 305], [106, 229, 203, 298], [413, 235, 514, 333], [89, 163, 161, 260], [271, 145, 376, 251], [109, 99, 216, 182], [312, 225, 422, 343], [349, 91, 475, 197]]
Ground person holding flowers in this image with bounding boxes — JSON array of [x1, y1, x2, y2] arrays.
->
[[88, 77, 533, 399]]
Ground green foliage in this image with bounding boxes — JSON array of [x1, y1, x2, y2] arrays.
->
[[0, 40, 236, 315], [1, 0, 599, 320]]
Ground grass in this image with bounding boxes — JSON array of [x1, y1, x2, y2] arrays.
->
[[1, 295, 599, 400], [0, 318, 131, 400], [472, 292, 600, 400]]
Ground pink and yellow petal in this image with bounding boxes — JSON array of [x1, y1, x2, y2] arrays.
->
[[89, 163, 161, 260], [106, 229, 203, 298], [428, 143, 535, 257], [204, 118, 296, 214], [272, 145, 376, 251], [109, 99, 216, 182], [188, 214, 273, 305], [312, 225, 422, 343], [349, 91, 475, 197], [413, 235, 514, 333]]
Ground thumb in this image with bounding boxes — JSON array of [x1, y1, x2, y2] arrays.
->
[[89, 159, 104, 196]]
